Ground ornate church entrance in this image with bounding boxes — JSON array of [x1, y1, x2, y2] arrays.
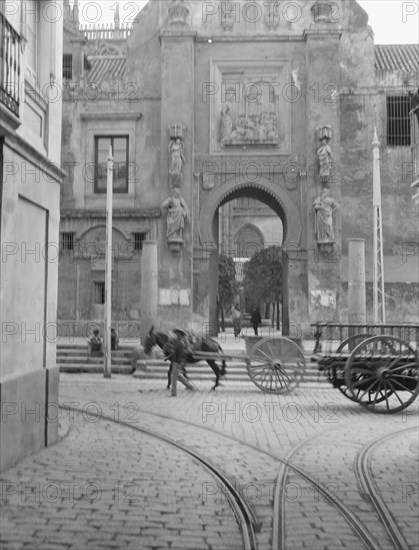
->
[[197, 177, 303, 336]]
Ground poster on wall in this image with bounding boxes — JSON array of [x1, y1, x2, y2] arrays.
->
[[310, 289, 336, 309]]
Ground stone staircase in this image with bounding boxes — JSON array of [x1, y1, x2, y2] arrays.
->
[[56, 343, 327, 385], [57, 344, 134, 374]]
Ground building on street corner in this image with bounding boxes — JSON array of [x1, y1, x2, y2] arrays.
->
[[0, 1, 64, 470]]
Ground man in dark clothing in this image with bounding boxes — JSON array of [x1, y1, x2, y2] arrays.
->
[[251, 307, 262, 335]]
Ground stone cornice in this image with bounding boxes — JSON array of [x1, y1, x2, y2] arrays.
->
[[80, 112, 142, 120], [61, 209, 162, 219], [303, 27, 343, 40], [3, 133, 66, 182], [158, 31, 197, 42], [196, 34, 306, 43]]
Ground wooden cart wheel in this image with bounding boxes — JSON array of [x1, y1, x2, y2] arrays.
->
[[344, 335, 419, 413], [247, 337, 305, 394], [335, 334, 375, 402]]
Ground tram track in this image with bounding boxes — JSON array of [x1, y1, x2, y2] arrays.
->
[[121, 408, 417, 550], [274, 421, 417, 550], [355, 427, 417, 550], [59, 401, 413, 550], [60, 404, 258, 550]]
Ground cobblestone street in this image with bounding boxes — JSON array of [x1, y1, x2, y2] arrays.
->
[[1, 374, 418, 549]]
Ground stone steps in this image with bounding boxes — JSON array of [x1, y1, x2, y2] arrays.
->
[[56, 344, 327, 383]]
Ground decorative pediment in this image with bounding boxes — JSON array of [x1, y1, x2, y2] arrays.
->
[[76, 225, 133, 259]]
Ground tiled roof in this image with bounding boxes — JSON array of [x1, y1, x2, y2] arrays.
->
[[87, 56, 126, 84], [374, 44, 419, 73], [84, 43, 419, 84]]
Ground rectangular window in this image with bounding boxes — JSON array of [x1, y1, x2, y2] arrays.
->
[[60, 232, 75, 251], [133, 232, 147, 251], [93, 282, 105, 304], [387, 96, 411, 146], [63, 54, 73, 80], [94, 136, 129, 193]]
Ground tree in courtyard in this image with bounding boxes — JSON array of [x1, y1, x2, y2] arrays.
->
[[243, 246, 282, 329]]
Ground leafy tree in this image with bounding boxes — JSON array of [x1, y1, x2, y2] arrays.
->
[[218, 254, 239, 331], [243, 246, 282, 329]]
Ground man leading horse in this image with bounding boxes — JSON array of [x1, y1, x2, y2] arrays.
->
[[143, 326, 227, 390]]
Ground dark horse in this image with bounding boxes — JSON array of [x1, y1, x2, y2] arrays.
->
[[143, 326, 227, 390]]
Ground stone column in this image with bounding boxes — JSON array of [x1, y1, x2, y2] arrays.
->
[[305, 23, 342, 323], [140, 241, 158, 344], [348, 238, 366, 324]]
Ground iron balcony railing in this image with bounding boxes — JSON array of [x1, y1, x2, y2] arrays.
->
[[410, 99, 419, 200], [0, 10, 20, 117], [80, 24, 132, 41]]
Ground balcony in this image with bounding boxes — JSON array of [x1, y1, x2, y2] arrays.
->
[[410, 101, 419, 203], [0, 11, 21, 119]]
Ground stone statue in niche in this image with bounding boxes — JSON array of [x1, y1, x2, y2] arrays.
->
[[162, 188, 190, 242], [316, 125, 333, 184], [169, 137, 185, 188], [317, 138, 333, 184], [313, 188, 339, 244]]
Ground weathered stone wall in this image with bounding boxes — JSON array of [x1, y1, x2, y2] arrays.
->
[[57, 0, 418, 338], [340, 283, 419, 323]]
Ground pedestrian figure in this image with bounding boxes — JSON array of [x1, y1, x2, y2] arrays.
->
[[88, 329, 103, 357], [251, 307, 262, 335], [231, 303, 242, 338], [111, 328, 119, 351]]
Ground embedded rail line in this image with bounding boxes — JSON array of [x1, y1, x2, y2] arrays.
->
[[355, 428, 417, 550], [59, 403, 415, 550], [60, 404, 258, 550]]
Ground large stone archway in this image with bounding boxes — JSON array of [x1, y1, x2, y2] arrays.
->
[[197, 177, 303, 335], [199, 177, 302, 248]]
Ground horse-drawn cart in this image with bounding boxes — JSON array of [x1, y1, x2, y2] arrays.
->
[[144, 327, 306, 396], [193, 336, 306, 395], [310, 323, 419, 413]]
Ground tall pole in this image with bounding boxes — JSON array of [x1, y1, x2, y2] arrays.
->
[[348, 239, 366, 324], [104, 146, 113, 378], [372, 128, 386, 323]]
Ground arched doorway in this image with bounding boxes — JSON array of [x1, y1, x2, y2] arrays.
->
[[234, 222, 264, 257], [198, 177, 302, 335]]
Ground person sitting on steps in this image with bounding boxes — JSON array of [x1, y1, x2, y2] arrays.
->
[[88, 329, 103, 357]]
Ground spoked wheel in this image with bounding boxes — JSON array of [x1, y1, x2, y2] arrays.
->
[[344, 335, 419, 413], [247, 337, 306, 394], [335, 334, 375, 402]]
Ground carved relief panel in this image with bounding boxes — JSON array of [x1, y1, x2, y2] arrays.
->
[[210, 60, 291, 155]]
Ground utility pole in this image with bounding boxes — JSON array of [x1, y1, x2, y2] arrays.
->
[[104, 146, 113, 378], [372, 128, 386, 323]]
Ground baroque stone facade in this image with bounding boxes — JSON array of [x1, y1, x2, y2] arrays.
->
[[58, 0, 419, 338]]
